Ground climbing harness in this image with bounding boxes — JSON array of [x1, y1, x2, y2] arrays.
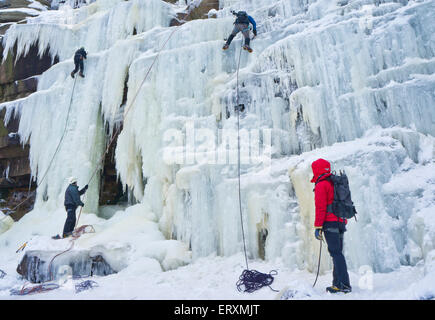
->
[[312, 239, 323, 287], [233, 41, 277, 293]]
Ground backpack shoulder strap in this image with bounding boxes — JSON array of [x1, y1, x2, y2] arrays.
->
[[313, 173, 329, 192], [314, 173, 329, 185]]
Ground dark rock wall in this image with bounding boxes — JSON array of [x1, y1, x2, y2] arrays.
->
[[169, 0, 219, 26], [0, 3, 58, 220]]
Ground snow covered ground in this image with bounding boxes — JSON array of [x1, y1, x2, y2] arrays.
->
[[1, 127, 434, 300], [0, 251, 434, 300], [0, 0, 434, 300]]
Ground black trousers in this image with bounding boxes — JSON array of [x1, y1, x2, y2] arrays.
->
[[63, 206, 77, 237], [72, 56, 84, 74], [323, 221, 351, 288]]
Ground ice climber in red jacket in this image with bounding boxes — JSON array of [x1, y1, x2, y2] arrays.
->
[[311, 158, 351, 293]]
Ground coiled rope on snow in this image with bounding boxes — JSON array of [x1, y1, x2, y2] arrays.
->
[[75, 279, 98, 293], [10, 282, 60, 296], [236, 269, 278, 293], [234, 39, 278, 294]]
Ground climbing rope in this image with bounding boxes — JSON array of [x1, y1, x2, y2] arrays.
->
[[85, 16, 188, 186], [10, 224, 94, 296], [233, 40, 277, 293], [10, 282, 60, 296], [75, 279, 98, 293], [13, 12, 199, 296], [48, 239, 75, 281], [75, 8, 198, 228], [236, 269, 278, 293], [72, 224, 95, 239], [235, 41, 249, 270], [9, 11, 200, 295], [46, 225, 94, 281], [1, 77, 78, 221]]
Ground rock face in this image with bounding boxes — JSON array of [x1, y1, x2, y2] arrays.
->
[[0, 43, 57, 97], [0, 2, 58, 221], [17, 250, 116, 283], [0, 1, 48, 25], [170, 0, 219, 26]]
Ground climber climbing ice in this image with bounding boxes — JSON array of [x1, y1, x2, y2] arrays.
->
[[223, 10, 257, 53], [70, 47, 87, 78]]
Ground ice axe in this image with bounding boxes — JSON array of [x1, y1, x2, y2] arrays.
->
[[16, 241, 28, 253]]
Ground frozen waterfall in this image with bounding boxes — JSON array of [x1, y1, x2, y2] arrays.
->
[[0, 0, 434, 285]]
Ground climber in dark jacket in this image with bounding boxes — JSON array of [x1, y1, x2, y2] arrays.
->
[[311, 158, 351, 294], [70, 47, 87, 78], [63, 176, 88, 238], [223, 11, 257, 53]]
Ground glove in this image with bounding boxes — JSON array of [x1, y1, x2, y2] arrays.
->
[[314, 228, 323, 241], [84, 184, 89, 190], [80, 202, 85, 207], [253, 30, 257, 37]]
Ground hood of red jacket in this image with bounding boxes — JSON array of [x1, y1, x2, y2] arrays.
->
[[310, 158, 332, 183]]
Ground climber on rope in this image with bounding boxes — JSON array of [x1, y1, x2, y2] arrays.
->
[[223, 10, 257, 53], [311, 158, 352, 294], [70, 47, 87, 78], [62, 177, 88, 238]]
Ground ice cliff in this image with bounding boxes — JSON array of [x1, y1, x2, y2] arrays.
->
[[0, 0, 434, 283]]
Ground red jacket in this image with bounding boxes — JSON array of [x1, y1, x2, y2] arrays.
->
[[311, 159, 345, 227]]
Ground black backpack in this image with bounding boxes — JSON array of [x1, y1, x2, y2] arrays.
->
[[235, 11, 249, 24], [315, 171, 357, 220]]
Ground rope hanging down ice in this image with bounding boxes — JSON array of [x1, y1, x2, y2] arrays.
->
[[234, 41, 278, 294], [75, 9, 197, 228], [5, 9, 201, 297], [1, 77, 78, 221]]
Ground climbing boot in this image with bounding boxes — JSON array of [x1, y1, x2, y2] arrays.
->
[[326, 285, 352, 294], [70, 71, 75, 79], [243, 45, 253, 53], [79, 72, 85, 78], [222, 44, 229, 50]]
